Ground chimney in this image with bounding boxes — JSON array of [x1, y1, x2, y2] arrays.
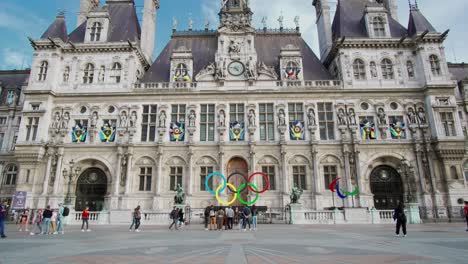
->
[[77, 0, 99, 27], [141, 0, 160, 63]]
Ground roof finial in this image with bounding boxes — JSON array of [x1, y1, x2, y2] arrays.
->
[[57, 9, 66, 18], [172, 17, 178, 33], [205, 18, 210, 31], [408, 0, 419, 10], [278, 11, 284, 30], [188, 14, 193, 31]]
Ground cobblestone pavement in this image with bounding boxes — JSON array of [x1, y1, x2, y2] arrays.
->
[[0, 223, 467, 264]]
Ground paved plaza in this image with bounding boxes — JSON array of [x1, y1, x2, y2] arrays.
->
[[0, 223, 467, 264]]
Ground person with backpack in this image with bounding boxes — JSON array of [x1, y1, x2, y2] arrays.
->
[[393, 202, 407, 237], [0, 201, 8, 238], [169, 207, 179, 230], [42, 205, 53, 235], [81, 207, 90, 232], [464, 201, 468, 232], [204, 206, 211, 231], [57, 204, 68, 235], [242, 206, 251, 231], [30, 209, 43, 236]]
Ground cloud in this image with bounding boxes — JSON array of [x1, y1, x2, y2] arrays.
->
[[1, 49, 30, 70], [0, 2, 48, 36]]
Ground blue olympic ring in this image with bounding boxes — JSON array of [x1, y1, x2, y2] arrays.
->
[[205, 172, 227, 195]]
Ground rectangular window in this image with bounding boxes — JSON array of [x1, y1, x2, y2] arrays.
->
[[0, 133, 4, 148], [440, 112, 456, 136], [229, 104, 245, 123], [259, 103, 274, 141], [11, 134, 17, 151], [171, 104, 186, 123], [26, 117, 39, 141], [170, 166, 183, 191], [141, 105, 158, 142], [324, 165, 338, 190], [200, 104, 215, 142], [292, 165, 307, 190], [6, 90, 15, 104], [288, 103, 304, 122], [261, 166, 276, 191], [138, 167, 152, 191], [318, 103, 335, 140], [0, 117, 7, 125], [200, 166, 214, 191]]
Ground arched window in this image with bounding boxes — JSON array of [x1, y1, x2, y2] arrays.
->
[[90, 22, 102, 42], [38, 61, 48, 81], [110, 62, 122, 83], [372, 17, 386, 37], [353, 59, 366, 80], [3, 165, 18, 185], [429, 55, 441, 76], [406, 61, 415, 78], [381, 59, 394, 80], [63, 66, 70, 83], [83, 63, 95, 84]]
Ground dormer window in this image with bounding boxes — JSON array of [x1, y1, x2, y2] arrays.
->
[[284, 61, 301, 81], [63, 66, 70, 83], [38, 61, 48, 81], [381, 59, 394, 80], [110, 62, 122, 83], [353, 59, 366, 80], [83, 63, 95, 84], [173, 63, 191, 82], [6, 90, 15, 105], [90, 22, 102, 42], [429, 55, 441, 76], [372, 17, 386, 37]]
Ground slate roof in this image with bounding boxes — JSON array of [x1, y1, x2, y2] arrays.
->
[[142, 32, 331, 83], [41, 15, 68, 42], [68, 0, 141, 43], [407, 8, 437, 36], [0, 70, 30, 107], [331, 0, 407, 38], [448, 63, 468, 82]]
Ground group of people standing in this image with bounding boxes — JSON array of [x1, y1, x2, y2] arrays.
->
[[14, 204, 69, 236], [204, 205, 258, 232]]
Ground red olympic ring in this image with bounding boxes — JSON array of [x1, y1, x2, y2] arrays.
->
[[247, 172, 269, 194]]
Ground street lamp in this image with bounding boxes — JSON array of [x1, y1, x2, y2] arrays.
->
[[63, 159, 81, 205], [398, 158, 415, 204]]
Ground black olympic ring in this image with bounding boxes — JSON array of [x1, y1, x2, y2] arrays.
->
[[226, 172, 248, 193]]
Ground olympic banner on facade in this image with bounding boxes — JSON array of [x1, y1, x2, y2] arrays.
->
[[229, 121, 245, 141], [169, 122, 185, 142], [290, 121, 305, 140], [11, 191, 27, 210]]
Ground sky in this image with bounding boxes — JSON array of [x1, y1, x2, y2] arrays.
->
[[0, 0, 467, 70]]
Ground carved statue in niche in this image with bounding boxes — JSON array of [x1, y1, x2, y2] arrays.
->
[[245, 57, 256, 79], [188, 110, 196, 127], [377, 108, 387, 125], [130, 111, 137, 128], [348, 108, 357, 126], [307, 108, 316, 126], [51, 112, 61, 130], [158, 111, 166, 128], [120, 155, 127, 187], [91, 111, 99, 128], [417, 108, 427, 124], [218, 110, 226, 127], [119, 111, 128, 128], [337, 108, 347, 125], [407, 108, 417, 124], [61, 112, 70, 130], [248, 109, 256, 127], [278, 109, 286, 126], [370, 62, 378, 78]]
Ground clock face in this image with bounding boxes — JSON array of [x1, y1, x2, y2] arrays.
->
[[228, 61, 245, 76]]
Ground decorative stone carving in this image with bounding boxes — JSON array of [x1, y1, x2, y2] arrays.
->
[[60, 112, 70, 130], [218, 110, 226, 127], [307, 108, 316, 126], [188, 110, 196, 127], [348, 108, 357, 126], [257, 61, 278, 80], [417, 107, 427, 124], [158, 110, 166, 128], [91, 111, 99, 128], [228, 38, 243, 55], [51, 112, 61, 130], [248, 109, 256, 127], [377, 108, 387, 125], [245, 57, 256, 79], [407, 108, 417, 125], [119, 111, 128, 128], [370, 61, 378, 78], [278, 109, 286, 126], [130, 111, 137, 128], [337, 108, 347, 126], [195, 62, 216, 81]]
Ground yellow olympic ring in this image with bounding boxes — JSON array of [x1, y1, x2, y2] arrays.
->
[[215, 183, 237, 206]]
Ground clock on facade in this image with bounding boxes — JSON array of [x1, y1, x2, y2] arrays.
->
[[228, 61, 245, 76]]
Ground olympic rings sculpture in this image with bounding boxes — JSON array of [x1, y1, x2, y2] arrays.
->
[[329, 178, 359, 199], [206, 171, 269, 206]]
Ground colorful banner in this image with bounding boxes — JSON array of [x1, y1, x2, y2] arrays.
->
[[100, 122, 116, 142], [11, 191, 27, 210], [290, 121, 305, 140], [72, 122, 87, 142], [360, 119, 376, 140], [390, 119, 406, 139], [229, 122, 245, 141], [170, 122, 185, 141]]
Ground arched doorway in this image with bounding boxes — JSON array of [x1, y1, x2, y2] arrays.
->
[[370, 166, 404, 209], [75, 168, 107, 211], [226, 157, 248, 207]]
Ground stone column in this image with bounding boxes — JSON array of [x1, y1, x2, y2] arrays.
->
[[311, 147, 320, 209], [52, 148, 64, 195], [114, 147, 123, 196], [41, 149, 54, 196], [342, 149, 352, 208], [186, 148, 194, 197], [124, 150, 133, 194], [155, 149, 162, 196], [353, 150, 363, 207], [280, 145, 288, 207]]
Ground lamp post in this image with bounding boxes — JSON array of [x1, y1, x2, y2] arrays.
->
[[398, 158, 414, 204], [63, 159, 81, 205]]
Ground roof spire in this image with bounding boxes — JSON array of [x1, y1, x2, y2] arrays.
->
[[408, 0, 419, 10], [57, 9, 66, 18]]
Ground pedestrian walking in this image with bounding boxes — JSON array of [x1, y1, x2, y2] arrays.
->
[[204, 206, 210, 231], [30, 209, 43, 235], [209, 205, 216, 231], [0, 200, 8, 238], [226, 206, 234, 230], [169, 207, 179, 230], [130, 206, 142, 232], [393, 202, 407, 237], [217, 208, 225, 230], [19, 209, 30, 232], [464, 201, 468, 232], [42, 206, 53, 235], [50, 209, 58, 234], [178, 208, 185, 228], [57, 204, 68, 235], [81, 207, 90, 232], [242, 206, 251, 231], [251, 205, 258, 231]]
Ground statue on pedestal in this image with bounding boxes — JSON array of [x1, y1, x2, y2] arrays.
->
[[290, 185, 303, 204], [174, 184, 186, 204]]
